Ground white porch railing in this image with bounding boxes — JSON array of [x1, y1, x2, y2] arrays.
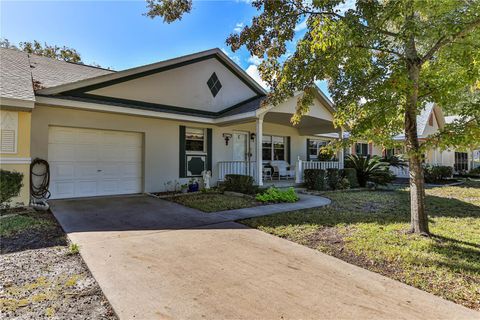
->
[[295, 160, 342, 183], [218, 160, 343, 184], [389, 165, 410, 178], [217, 161, 257, 181]]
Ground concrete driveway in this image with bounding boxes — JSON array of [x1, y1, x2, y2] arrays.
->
[[51, 195, 478, 320]]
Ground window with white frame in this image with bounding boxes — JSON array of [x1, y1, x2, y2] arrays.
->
[[355, 143, 369, 156], [308, 140, 328, 160], [185, 127, 205, 153], [0, 111, 18, 153], [262, 135, 287, 161]]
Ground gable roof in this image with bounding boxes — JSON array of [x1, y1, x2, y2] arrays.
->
[[0, 47, 113, 107], [393, 102, 445, 140], [37, 48, 266, 97], [1, 47, 335, 121]]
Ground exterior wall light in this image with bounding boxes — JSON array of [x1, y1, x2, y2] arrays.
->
[[223, 133, 232, 145]]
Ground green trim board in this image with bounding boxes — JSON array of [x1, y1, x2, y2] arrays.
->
[[306, 138, 311, 161], [179, 126, 186, 178], [207, 128, 213, 171], [40, 94, 263, 119], [287, 136, 291, 164], [59, 54, 265, 97]]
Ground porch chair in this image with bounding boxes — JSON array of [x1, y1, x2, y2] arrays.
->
[[269, 160, 295, 180]]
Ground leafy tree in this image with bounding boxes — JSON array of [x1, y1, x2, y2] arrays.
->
[[0, 38, 82, 63], [148, 0, 480, 235]]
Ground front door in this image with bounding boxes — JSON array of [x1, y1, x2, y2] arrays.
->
[[233, 132, 251, 175], [233, 132, 249, 161]]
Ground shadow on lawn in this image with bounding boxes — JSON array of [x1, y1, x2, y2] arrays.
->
[[243, 188, 480, 275], [1, 211, 68, 254]]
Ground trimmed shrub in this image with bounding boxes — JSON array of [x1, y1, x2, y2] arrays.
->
[[340, 168, 359, 188], [469, 167, 480, 176], [222, 174, 256, 194], [256, 187, 299, 203], [0, 169, 24, 208], [303, 169, 325, 191], [424, 165, 453, 183], [326, 168, 340, 190], [337, 177, 350, 190]]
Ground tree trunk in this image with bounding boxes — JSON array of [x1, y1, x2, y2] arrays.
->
[[405, 59, 429, 235]]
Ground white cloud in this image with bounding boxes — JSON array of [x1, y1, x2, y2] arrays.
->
[[294, 19, 307, 32], [245, 64, 269, 90], [233, 22, 244, 33], [221, 48, 241, 64], [247, 55, 262, 66]]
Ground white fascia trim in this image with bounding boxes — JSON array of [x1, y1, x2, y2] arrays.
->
[[215, 111, 257, 124], [0, 97, 35, 109], [36, 96, 216, 124], [0, 157, 31, 164]]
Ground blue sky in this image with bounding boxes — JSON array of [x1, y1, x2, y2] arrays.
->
[[0, 0, 330, 95]]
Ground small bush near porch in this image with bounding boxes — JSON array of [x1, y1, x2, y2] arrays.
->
[[240, 180, 480, 310], [167, 192, 262, 213]]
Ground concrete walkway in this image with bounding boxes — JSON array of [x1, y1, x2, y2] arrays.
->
[[199, 192, 331, 220], [51, 195, 479, 320]]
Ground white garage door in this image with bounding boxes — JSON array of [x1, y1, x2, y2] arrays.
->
[[48, 126, 143, 199]]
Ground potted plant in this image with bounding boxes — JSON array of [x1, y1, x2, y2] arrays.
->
[[181, 183, 189, 193], [188, 178, 199, 192]]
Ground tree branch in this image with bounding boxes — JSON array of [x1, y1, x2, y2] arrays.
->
[[420, 18, 480, 64], [298, 9, 399, 38], [353, 44, 404, 58]]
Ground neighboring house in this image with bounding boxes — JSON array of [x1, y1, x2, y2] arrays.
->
[[0, 47, 342, 203], [339, 103, 479, 177]]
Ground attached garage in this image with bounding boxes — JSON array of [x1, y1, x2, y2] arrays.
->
[[48, 126, 143, 199]]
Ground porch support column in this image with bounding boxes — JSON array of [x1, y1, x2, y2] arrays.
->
[[339, 128, 345, 169], [256, 115, 264, 186]]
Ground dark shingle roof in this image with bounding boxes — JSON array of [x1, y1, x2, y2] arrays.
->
[[220, 96, 266, 117], [0, 47, 113, 101]]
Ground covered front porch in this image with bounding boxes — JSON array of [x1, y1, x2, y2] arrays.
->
[[215, 91, 343, 186]]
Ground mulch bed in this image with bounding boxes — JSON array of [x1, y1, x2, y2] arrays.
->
[[0, 209, 117, 319]]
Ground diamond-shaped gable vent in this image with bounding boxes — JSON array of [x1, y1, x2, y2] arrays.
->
[[207, 72, 222, 97]]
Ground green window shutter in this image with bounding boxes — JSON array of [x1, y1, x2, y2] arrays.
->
[[306, 138, 310, 161], [287, 136, 291, 164], [179, 125, 186, 178], [207, 128, 213, 171]]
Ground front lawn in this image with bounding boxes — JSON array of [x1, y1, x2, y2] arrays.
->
[[240, 180, 480, 310], [167, 192, 262, 212]]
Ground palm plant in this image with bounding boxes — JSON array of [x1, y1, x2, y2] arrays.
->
[[345, 155, 395, 187], [381, 154, 408, 168]]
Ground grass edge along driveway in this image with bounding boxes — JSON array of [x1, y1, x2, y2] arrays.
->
[[240, 180, 480, 311]]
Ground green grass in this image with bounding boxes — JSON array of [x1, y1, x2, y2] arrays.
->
[[0, 212, 56, 237], [241, 180, 480, 310], [167, 192, 261, 212]]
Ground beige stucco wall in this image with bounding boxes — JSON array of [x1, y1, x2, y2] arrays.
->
[[0, 110, 31, 206], [88, 58, 257, 113], [31, 105, 323, 192]]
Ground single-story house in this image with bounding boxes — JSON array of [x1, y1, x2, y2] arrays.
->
[[335, 103, 479, 177], [0, 47, 343, 204]]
